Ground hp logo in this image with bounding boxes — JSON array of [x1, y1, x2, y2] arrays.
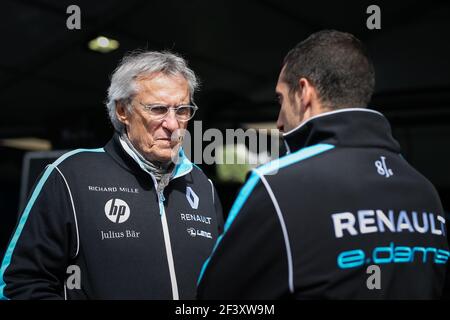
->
[[104, 199, 130, 223]]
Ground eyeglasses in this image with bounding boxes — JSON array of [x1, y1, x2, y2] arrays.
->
[[138, 102, 198, 121]]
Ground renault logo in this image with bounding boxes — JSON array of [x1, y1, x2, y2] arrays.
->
[[186, 187, 199, 209]]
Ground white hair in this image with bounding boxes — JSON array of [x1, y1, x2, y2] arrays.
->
[[106, 50, 199, 132]]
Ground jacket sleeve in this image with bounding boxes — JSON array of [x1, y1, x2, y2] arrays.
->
[[197, 171, 290, 299], [0, 165, 77, 300]]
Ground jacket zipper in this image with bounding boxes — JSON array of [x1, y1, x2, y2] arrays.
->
[[152, 177, 179, 300], [118, 137, 189, 299]]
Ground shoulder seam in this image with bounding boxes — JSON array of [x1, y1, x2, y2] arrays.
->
[[254, 170, 294, 294], [207, 179, 215, 204], [53, 148, 105, 167], [54, 166, 80, 259], [255, 143, 335, 176]]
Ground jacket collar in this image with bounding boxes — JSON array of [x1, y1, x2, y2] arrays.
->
[[172, 148, 194, 179], [283, 108, 401, 154], [104, 133, 193, 180]]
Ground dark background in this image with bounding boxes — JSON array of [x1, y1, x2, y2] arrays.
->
[[1, 0, 450, 258]]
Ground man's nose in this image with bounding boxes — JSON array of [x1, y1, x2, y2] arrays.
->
[[161, 109, 180, 131]]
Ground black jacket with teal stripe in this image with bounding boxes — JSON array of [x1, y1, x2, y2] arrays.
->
[[197, 108, 449, 299], [0, 134, 223, 299]]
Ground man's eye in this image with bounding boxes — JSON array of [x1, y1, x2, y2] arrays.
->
[[150, 106, 168, 114], [176, 107, 191, 116]]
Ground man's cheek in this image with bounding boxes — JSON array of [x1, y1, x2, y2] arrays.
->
[[280, 110, 288, 127]]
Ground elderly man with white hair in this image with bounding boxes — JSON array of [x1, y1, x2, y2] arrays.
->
[[0, 51, 223, 300]]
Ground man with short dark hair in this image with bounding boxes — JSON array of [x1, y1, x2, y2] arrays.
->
[[197, 30, 449, 299]]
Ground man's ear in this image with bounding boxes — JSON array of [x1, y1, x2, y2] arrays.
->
[[115, 100, 130, 126], [296, 78, 313, 109]]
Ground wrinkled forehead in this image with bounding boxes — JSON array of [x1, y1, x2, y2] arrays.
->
[[134, 72, 190, 102], [135, 72, 188, 89]]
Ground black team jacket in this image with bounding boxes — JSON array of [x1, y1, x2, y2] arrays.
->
[[0, 134, 223, 299], [197, 108, 449, 299]]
